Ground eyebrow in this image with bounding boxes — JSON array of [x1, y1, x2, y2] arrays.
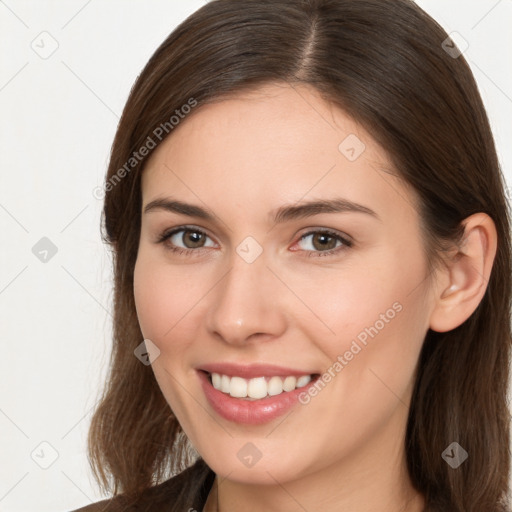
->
[[143, 197, 381, 223]]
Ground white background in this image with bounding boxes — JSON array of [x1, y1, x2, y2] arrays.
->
[[0, 1, 511, 511]]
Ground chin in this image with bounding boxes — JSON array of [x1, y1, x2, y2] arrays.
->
[[199, 445, 313, 485]]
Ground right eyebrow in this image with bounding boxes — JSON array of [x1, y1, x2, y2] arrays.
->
[[143, 198, 216, 220]]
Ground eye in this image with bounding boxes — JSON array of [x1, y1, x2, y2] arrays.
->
[[156, 226, 352, 258], [293, 229, 352, 257], [156, 226, 216, 256]]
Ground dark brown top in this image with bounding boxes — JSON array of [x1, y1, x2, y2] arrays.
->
[[69, 458, 215, 512]]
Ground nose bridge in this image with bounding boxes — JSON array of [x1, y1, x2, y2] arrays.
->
[[206, 244, 285, 344]]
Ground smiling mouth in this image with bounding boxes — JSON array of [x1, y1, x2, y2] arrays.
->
[[202, 370, 321, 400]]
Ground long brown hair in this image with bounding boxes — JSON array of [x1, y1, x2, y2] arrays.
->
[[87, 1, 512, 510]]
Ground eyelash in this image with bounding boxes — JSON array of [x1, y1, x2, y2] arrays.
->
[[156, 225, 353, 258]]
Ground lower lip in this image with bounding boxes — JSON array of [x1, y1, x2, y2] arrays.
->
[[197, 370, 319, 425]]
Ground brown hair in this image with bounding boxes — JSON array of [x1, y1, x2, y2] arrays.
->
[[88, 1, 512, 510]]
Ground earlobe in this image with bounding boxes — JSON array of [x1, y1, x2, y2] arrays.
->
[[429, 213, 497, 333]]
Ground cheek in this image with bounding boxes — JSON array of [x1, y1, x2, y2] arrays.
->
[[133, 253, 186, 343], [133, 252, 214, 433], [297, 256, 402, 346], [134, 257, 164, 340], [307, 239, 425, 359], [313, 245, 429, 406], [133, 251, 210, 364]]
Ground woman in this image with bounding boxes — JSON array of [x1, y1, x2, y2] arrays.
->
[[72, 0, 511, 510]]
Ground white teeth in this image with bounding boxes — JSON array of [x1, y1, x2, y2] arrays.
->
[[221, 374, 230, 393], [296, 375, 312, 387], [283, 376, 297, 392], [247, 377, 267, 399], [267, 376, 283, 396], [211, 372, 222, 389], [209, 372, 313, 399], [229, 376, 247, 398]]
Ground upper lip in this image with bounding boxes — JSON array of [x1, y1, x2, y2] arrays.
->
[[197, 362, 318, 379]]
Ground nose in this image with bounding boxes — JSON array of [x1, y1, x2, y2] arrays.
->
[[205, 249, 287, 346]]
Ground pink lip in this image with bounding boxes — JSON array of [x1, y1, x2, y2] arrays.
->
[[197, 369, 320, 425], [198, 362, 316, 379]]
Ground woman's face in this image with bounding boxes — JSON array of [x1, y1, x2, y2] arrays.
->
[[133, 82, 436, 486]]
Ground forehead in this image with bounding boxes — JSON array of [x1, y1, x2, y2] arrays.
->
[[141, 83, 419, 224]]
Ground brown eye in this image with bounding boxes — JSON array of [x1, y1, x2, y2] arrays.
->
[[156, 226, 352, 258], [157, 226, 216, 255], [311, 232, 338, 251], [180, 229, 207, 248], [296, 229, 352, 257]]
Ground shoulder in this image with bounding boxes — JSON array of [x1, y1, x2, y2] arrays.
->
[[69, 457, 214, 512]]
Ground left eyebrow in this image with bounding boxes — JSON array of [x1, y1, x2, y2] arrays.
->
[[271, 197, 381, 224], [143, 197, 381, 224]]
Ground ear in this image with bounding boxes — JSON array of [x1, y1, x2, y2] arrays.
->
[[429, 213, 498, 333]]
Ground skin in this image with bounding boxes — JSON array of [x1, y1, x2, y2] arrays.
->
[[133, 82, 497, 512]]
